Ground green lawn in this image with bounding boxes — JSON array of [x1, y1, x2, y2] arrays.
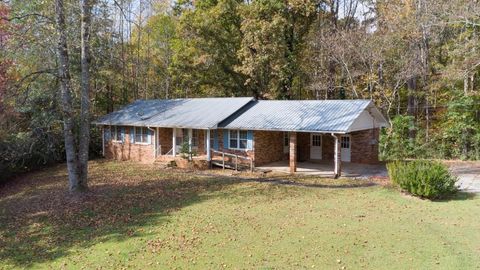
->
[[0, 160, 479, 269]]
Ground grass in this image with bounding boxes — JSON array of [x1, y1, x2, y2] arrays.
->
[[0, 160, 479, 269]]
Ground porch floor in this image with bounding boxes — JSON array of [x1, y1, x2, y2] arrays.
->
[[256, 160, 387, 178]]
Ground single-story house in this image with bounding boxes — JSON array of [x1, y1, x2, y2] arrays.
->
[[94, 97, 389, 177]]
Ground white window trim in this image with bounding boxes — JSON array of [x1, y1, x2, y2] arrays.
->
[[340, 135, 351, 149], [111, 126, 123, 143], [310, 133, 323, 147], [228, 129, 248, 150], [191, 129, 199, 149], [134, 127, 150, 145]]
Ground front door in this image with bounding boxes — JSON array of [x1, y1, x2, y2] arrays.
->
[[341, 135, 351, 162], [310, 133, 322, 159]]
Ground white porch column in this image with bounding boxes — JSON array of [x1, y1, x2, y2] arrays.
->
[[156, 127, 159, 157], [188, 129, 193, 160], [152, 128, 156, 159], [102, 126, 105, 157], [332, 133, 342, 178], [206, 129, 211, 161], [172, 128, 177, 157]]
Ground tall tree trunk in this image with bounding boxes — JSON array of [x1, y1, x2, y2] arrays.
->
[[55, 0, 80, 191], [78, 0, 93, 192]]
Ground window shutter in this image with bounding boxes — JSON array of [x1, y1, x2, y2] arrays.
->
[[130, 127, 135, 143], [247, 130, 253, 150], [147, 128, 152, 144], [223, 130, 229, 149], [120, 127, 125, 143], [213, 130, 218, 150]]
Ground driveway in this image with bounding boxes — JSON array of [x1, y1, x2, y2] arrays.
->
[[446, 161, 480, 193], [257, 160, 480, 193]]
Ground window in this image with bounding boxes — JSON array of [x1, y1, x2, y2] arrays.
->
[[239, 130, 248, 149], [229, 130, 248, 150], [175, 128, 183, 146], [229, 130, 238, 148], [182, 128, 189, 144], [311, 134, 322, 147], [192, 129, 198, 147], [341, 136, 350, 149], [209, 130, 215, 149], [134, 127, 149, 144], [112, 126, 122, 142]]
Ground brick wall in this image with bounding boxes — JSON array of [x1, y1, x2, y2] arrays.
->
[[297, 132, 310, 162], [158, 128, 173, 155], [104, 126, 380, 165], [104, 126, 155, 163], [253, 130, 285, 166], [322, 134, 334, 161], [350, 128, 379, 164]]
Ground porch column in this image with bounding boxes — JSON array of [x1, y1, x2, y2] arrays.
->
[[332, 133, 342, 178], [206, 129, 211, 161], [102, 126, 105, 157], [172, 128, 176, 157], [188, 128, 193, 160], [156, 127, 159, 157], [152, 128, 156, 159], [289, 132, 297, 174]]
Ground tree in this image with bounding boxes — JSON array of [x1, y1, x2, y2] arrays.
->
[[54, 0, 93, 192], [236, 0, 319, 99], [172, 0, 247, 97]]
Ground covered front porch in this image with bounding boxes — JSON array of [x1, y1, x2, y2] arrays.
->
[[257, 160, 387, 178]]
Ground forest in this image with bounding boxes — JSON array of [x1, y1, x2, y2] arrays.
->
[[0, 0, 479, 182]]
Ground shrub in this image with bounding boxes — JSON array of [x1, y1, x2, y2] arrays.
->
[[387, 160, 457, 199], [179, 142, 197, 160]]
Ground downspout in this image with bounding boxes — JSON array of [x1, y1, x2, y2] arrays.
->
[[147, 126, 156, 159]]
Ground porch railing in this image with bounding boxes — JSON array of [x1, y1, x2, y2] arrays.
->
[[164, 147, 173, 156], [155, 145, 162, 158], [210, 149, 254, 172]]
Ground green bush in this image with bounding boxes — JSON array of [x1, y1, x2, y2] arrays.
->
[[387, 160, 457, 199]]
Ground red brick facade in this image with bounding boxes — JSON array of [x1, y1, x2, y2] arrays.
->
[[158, 128, 173, 155], [253, 130, 285, 166], [104, 126, 381, 166], [350, 128, 379, 164], [104, 126, 155, 163]]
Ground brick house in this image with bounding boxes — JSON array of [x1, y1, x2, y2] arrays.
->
[[95, 98, 389, 177]]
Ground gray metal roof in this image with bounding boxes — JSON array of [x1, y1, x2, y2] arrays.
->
[[219, 100, 387, 133], [94, 97, 254, 129]]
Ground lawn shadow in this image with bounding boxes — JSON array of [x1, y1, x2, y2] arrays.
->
[[0, 161, 251, 268], [435, 191, 477, 202], [246, 177, 377, 188], [212, 173, 379, 189]]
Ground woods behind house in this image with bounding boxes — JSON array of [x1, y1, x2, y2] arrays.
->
[[0, 0, 479, 181]]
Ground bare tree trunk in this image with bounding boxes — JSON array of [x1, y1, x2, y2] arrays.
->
[[407, 76, 417, 140], [55, 0, 80, 191], [464, 73, 469, 95], [77, 0, 93, 192]]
